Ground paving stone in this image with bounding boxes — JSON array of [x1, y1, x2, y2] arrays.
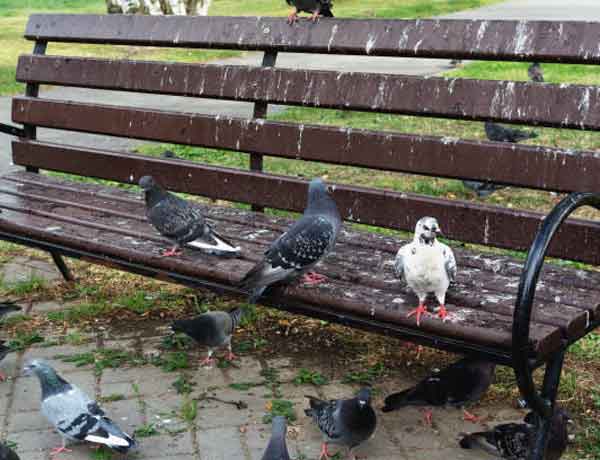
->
[[195, 386, 268, 429], [197, 426, 245, 460], [22, 344, 98, 375], [102, 398, 145, 434], [7, 409, 52, 433], [135, 431, 194, 458], [6, 428, 60, 453], [221, 356, 264, 383], [30, 300, 70, 313], [1, 257, 61, 284]]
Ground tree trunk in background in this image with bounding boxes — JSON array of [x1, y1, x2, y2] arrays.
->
[[106, 0, 211, 15]]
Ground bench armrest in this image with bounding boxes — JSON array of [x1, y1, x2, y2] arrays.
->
[[512, 192, 600, 417], [0, 123, 25, 138]]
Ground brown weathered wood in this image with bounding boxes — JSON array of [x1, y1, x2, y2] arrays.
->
[[10, 141, 600, 267], [12, 97, 600, 194], [24, 15, 600, 64], [15, 56, 600, 129]]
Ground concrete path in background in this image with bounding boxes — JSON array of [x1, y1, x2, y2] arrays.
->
[[1, 0, 599, 174]]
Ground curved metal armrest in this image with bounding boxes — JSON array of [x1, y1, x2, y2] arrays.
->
[[0, 123, 25, 138], [512, 192, 600, 417]]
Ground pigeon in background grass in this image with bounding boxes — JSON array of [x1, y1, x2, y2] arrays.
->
[[528, 62, 544, 83], [305, 388, 376, 460], [171, 307, 244, 367], [0, 442, 19, 460], [382, 358, 495, 425], [286, 0, 333, 23], [262, 416, 291, 460], [139, 175, 240, 257], [238, 178, 341, 303], [24, 360, 136, 456]]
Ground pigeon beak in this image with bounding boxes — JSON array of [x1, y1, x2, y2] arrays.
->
[[434, 227, 443, 236], [22, 364, 33, 376]]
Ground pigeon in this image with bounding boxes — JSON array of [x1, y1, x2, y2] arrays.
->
[[0, 443, 19, 460], [0, 341, 12, 382], [395, 216, 456, 326], [382, 358, 495, 424], [459, 406, 571, 460], [463, 122, 538, 197], [286, 0, 333, 23], [261, 415, 291, 460], [171, 307, 244, 367], [24, 359, 136, 456], [238, 178, 341, 303], [305, 388, 376, 460], [0, 302, 21, 381], [160, 150, 178, 159], [139, 175, 240, 257], [528, 62, 544, 83]]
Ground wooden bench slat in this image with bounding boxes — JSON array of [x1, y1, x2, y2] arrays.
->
[[15, 56, 600, 130], [24, 15, 600, 64], [0, 171, 564, 357], [11, 140, 600, 266]]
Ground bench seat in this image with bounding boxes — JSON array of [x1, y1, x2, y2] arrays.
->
[[2, 169, 597, 364]]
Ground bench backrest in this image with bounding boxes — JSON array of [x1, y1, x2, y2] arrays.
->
[[11, 14, 600, 264]]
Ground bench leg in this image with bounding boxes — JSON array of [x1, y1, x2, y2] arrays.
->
[[50, 252, 74, 282], [527, 349, 565, 460]]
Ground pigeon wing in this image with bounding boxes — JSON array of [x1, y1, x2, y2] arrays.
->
[[441, 243, 457, 283], [147, 193, 205, 243], [394, 244, 411, 282]]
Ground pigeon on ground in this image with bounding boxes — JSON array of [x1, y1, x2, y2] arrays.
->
[[262, 416, 291, 460], [463, 122, 538, 197], [0, 302, 21, 381], [238, 178, 341, 303], [528, 62, 544, 83], [286, 0, 333, 23], [0, 443, 19, 460], [459, 406, 571, 460], [24, 360, 136, 456], [139, 175, 240, 257], [395, 216, 456, 326], [171, 307, 244, 367], [305, 388, 376, 460], [382, 358, 495, 424]]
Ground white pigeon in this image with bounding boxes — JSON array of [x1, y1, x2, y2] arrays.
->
[[24, 360, 137, 456], [395, 216, 456, 326]]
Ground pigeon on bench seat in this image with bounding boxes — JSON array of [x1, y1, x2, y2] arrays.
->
[[459, 406, 571, 460], [261, 416, 291, 460], [305, 388, 376, 460], [0, 301, 22, 381], [0, 442, 19, 460], [239, 178, 341, 303], [395, 216, 456, 326], [24, 360, 136, 456], [171, 307, 244, 367], [286, 0, 333, 23], [139, 175, 240, 257], [382, 358, 495, 425]]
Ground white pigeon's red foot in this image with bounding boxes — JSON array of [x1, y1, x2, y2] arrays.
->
[[161, 246, 183, 257], [301, 272, 327, 285], [318, 442, 334, 460], [226, 351, 238, 361], [463, 409, 482, 423], [406, 303, 430, 327], [199, 356, 215, 367], [50, 446, 72, 457], [421, 408, 433, 426], [436, 304, 449, 321]]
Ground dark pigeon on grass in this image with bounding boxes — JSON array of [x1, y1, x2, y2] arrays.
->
[[171, 307, 244, 367], [286, 0, 333, 23], [139, 175, 240, 257], [24, 360, 136, 456], [382, 358, 495, 425], [160, 150, 178, 159], [238, 178, 341, 303], [305, 388, 376, 460], [528, 62, 544, 83], [0, 442, 19, 460], [262, 416, 291, 460], [459, 406, 571, 460], [463, 122, 538, 198], [0, 302, 21, 381]]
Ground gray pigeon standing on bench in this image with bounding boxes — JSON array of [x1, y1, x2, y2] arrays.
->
[[261, 416, 291, 460], [139, 175, 240, 257], [171, 307, 244, 367], [305, 388, 376, 460], [382, 358, 495, 425], [24, 360, 137, 456], [286, 0, 333, 23], [463, 122, 538, 198], [238, 178, 341, 303]]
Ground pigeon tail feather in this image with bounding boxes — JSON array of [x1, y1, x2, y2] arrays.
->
[[381, 388, 427, 412], [0, 301, 21, 317], [320, 6, 333, 16], [186, 229, 241, 256]]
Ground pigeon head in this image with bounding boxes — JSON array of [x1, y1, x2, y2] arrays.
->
[[271, 415, 288, 436], [356, 387, 372, 408], [24, 359, 71, 398], [139, 175, 158, 191], [306, 178, 338, 215], [414, 216, 441, 245]]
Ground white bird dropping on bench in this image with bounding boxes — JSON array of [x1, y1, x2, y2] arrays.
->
[[139, 175, 240, 257], [24, 360, 137, 456], [395, 216, 456, 326], [261, 416, 291, 460], [239, 178, 341, 303]]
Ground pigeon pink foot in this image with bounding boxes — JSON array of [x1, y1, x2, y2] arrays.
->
[[463, 409, 482, 423], [301, 272, 327, 285], [50, 446, 72, 457], [421, 408, 433, 426], [199, 356, 215, 367], [437, 304, 449, 321], [406, 303, 430, 327], [287, 9, 298, 24], [161, 246, 182, 257], [318, 442, 333, 460]]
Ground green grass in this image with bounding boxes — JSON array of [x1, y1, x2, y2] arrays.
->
[[8, 330, 44, 350], [342, 363, 387, 385], [99, 393, 126, 403], [293, 368, 329, 386], [569, 332, 600, 361], [172, 374, 196, 394], [2, 275, 46, 296], [263, 399, 296, 423], [179, 398, 198, 424], [55, 349, 148, 375], [46, 301, 114, 323], [133, 423, 159, 438], [152, 351, 190, 372], [89, 446, 113, 460]]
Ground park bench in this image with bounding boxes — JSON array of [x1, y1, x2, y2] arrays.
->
[[1, 14, 600, 459]]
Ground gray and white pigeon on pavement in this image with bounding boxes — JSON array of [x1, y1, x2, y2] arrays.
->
[[262, 415, 291, 460], [395, 216, 456, 326], [305, 388, 376, 460], [286, 0, 333, 23], [24, 360, 136, 456], [139, 175, 240, 257], [171, 307, 244, 367], [0, 442, 19, 460], [239, 178, 341, 303]]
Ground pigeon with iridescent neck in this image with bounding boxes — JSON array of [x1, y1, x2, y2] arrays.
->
[[395, 217, 456, 326]]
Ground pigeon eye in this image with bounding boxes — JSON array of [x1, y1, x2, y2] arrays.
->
[[423, 226, 429, 231]]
